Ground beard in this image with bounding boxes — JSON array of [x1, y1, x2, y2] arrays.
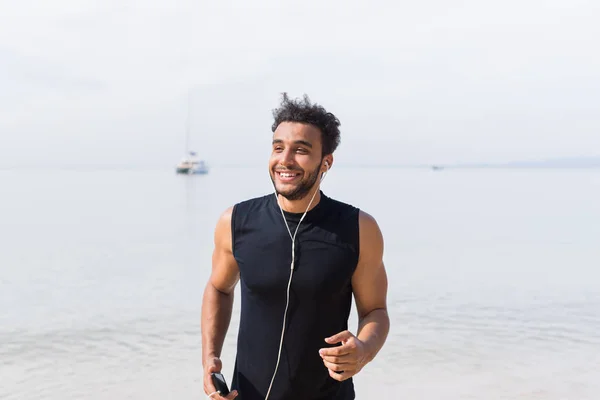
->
[[270, 163, 322, 201]]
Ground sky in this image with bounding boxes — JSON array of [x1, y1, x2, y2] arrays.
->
[[1, 0, 599, 168]]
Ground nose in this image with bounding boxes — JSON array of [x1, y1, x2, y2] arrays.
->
[[279, 148, 295, 167]]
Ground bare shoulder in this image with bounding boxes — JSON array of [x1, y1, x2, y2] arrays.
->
[[218, 205, 235, 224], [210, 205, 239, 293], [358, 210, 384, 255], [216, 205, 234, 231], [213, 205, 236, 247]]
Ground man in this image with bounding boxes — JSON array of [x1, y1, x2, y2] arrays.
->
[[201, 93, 389, 400]]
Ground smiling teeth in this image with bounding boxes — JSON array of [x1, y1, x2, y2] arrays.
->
[[280, 173, 296, 177]]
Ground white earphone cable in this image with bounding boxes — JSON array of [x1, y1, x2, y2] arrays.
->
[[264, 161, 329, 400]]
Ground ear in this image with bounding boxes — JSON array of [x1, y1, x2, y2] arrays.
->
[[322, 156, 333, 172]]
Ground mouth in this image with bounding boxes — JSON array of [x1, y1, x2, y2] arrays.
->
[[275, 170, 302, 183]]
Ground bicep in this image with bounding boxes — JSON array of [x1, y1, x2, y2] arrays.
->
[[352, 211, 388, 319], [209, 206, 240, 294]]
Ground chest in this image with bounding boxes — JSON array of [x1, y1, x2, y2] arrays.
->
[[233, 223, 358, 300]]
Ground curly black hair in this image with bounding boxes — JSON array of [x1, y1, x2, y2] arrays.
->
[[271, 93, 341, 156]]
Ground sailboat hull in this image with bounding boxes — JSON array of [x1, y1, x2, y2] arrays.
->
[[176, 166, 209, 175]]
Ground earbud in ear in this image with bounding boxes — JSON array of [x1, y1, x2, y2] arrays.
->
[[320, 161, 329, 181]]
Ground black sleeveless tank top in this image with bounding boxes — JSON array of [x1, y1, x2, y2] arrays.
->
[[230, 191, 360, 400]]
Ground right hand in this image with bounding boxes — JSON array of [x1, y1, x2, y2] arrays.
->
[[203, 357, 238, 399]]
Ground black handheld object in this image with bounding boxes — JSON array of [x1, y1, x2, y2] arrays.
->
[[211, 372, 230, 396]]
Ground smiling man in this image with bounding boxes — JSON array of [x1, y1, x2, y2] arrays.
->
[[201, 93, 390, 400]]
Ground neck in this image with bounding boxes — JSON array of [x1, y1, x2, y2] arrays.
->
[[277, 188, 322, 214]]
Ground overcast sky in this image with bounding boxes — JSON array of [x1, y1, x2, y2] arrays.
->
[[1, 0, 598, 168]]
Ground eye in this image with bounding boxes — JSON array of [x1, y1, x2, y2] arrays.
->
[[296, 148, 308, 154], [273, 146, 283, 152]]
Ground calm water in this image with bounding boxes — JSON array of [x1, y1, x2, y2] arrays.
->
[[1, 167, 599, 399]]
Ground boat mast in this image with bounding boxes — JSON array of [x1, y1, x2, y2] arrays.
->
[[185, 90, 191, 155]]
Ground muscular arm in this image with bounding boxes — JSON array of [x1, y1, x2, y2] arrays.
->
[[201, 206, 240, 367], [352, 210, 390, 363]]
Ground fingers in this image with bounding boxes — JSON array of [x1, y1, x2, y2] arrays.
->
[[203, 358, 223, 399], [319, 334, 359, 357], [324, 329, 355, 345], [216, 390, 239, 399], [207, 391, 238, 399], [320, 351, 357, 380], [205, 385, 239, 400], [319, 331, 367, 382], [203, 358, 238, 399], [319, 348, 351, 359], [322, 358, 353, 373], [203, 376, 218, 399], [206, 391, 238, 400], [320, 352, 354, 364], [327, 367, 354, 382]]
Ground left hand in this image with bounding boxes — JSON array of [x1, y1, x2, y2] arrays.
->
[[318, 330, 369, 381]]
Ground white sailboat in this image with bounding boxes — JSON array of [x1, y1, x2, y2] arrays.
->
[[176, 151, 209, 175], [175, 92, 209, 175]]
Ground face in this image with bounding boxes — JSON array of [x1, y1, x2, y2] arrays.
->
[[269, 121, 330, 201]]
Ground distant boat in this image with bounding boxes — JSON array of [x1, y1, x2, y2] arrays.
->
[[176, 151, 209, 174], [431, 165, 444, 171], [175, 91, 209, 175]]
